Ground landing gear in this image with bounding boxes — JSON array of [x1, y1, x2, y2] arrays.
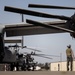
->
[[0, 52, 5, 63]]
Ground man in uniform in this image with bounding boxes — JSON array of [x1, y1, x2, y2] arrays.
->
[[66, 45, 74, 71]]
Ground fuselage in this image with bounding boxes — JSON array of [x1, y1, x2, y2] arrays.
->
[[0, 25, 16, 63]]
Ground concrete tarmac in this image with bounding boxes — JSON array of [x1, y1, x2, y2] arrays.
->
[[0, 71, 75, 75]]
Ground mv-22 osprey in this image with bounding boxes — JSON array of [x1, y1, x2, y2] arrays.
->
[[0, 4, 75, 69]]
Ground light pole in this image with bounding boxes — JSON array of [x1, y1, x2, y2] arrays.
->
[[60, 53, 62, 71], [21, 14, 24, 48], [60, 53, 62, 62]]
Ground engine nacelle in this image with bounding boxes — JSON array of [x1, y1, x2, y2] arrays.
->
[[66, 13, 75, 38]]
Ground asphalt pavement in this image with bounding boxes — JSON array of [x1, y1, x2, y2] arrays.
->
[[0, 71, 75, 75]]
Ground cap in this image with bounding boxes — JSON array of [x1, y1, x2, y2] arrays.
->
[[67, 45, 71, 48]]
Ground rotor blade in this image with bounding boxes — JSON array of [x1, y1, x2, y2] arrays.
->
[[26, 19, 75, 33], [4, 6, 70, 20], [4, 39, 22, 43], [8, 44, 21, 48], [24, 52, 52, 59], [29, 4, 75, 10], [35, 54, 60, 57], [23, 46, 42, 52], [32, 54, 52, 59], [26, 47, 41, 52]]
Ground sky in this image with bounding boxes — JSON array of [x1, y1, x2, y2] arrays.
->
[[0, 0, 75, 63]]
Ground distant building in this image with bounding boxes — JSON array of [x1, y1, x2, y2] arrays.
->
[[50, 60, 75, 71], [0, 64, 10, 71]]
